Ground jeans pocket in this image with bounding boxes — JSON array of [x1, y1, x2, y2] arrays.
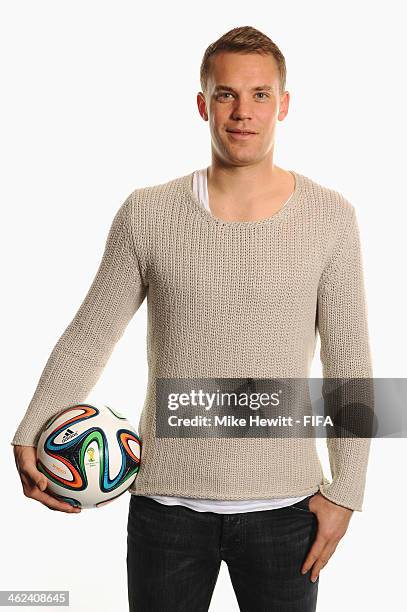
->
[[287, 495, 314, 513]]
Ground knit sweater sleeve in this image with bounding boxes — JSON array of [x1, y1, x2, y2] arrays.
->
[[10, 193, 147, 447], [316, 202, 373, 511]]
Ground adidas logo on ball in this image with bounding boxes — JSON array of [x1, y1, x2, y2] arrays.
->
[[62, 428, 78, 442]]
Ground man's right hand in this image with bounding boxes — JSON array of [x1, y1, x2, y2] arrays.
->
[[13, 445, 81, 513]]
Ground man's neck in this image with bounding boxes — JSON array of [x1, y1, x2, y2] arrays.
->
[[206, 162, 295, 223]]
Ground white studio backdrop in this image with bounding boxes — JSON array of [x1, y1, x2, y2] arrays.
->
[[1, 1, 405, 610]]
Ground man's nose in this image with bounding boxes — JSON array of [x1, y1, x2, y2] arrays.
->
[[231, 101, 252, 120], [231, 110, 252, 120]]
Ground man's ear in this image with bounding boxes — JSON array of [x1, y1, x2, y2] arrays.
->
[[197, 92, 208, 121]]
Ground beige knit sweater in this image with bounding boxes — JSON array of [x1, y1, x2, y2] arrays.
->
[[11, 169, 373, 511]]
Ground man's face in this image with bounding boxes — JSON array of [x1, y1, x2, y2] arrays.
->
[[198, 51, 289, 166]]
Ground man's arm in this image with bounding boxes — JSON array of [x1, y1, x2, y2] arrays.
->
[[316, 203, 373, 512], [11, 192, 147, 448], [302, 198, 373, 582]]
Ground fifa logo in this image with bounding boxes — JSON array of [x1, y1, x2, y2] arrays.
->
[[87, 448, 95, 462]]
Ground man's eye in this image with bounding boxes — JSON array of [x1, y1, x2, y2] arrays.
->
[[216, 92, 269, 100]]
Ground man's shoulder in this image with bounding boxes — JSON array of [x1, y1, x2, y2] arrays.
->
[[126, 172, 189, 206], [299, 171, 354, 210], [297, 170, 356, 225]]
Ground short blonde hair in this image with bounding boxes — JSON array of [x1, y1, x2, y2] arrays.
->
[[200, 25, 287, 95]]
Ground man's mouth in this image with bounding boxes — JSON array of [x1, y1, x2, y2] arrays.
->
[[226, 129, 256, 134], [226, 129, 257, 139]]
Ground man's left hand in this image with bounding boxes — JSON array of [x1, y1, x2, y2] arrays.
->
[[301, 492, 354, 582]]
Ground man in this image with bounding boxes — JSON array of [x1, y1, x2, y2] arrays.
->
[[12, 25, 372, 612]]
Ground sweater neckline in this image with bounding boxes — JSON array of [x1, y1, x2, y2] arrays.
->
[[179, 169, 304, 228]]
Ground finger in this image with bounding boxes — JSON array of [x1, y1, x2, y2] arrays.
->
[[301, 536, 327, 575], [310, 557, 329, 583], [22, 462, 49, 492], [19, 465, 78, 512], [17, 458, 81, 513], [26, 486, 81, 513], [308, 542, 339, 582]]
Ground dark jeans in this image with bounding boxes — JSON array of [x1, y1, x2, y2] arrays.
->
[[127, 494, 319, 612]]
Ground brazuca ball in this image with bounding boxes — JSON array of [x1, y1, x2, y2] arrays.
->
[[36, 403, 141, 509]]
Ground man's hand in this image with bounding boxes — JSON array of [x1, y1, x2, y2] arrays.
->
[[301, 492, 353, 582], [13, 445, 81, 513]]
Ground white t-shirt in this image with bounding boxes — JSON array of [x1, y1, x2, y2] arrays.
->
[[144, 167, 308, 513]]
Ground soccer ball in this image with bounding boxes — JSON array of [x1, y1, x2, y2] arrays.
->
[[36, 403, 141, 509]]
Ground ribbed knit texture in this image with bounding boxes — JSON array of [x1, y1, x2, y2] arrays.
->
[[11, 169, 373, 511]]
